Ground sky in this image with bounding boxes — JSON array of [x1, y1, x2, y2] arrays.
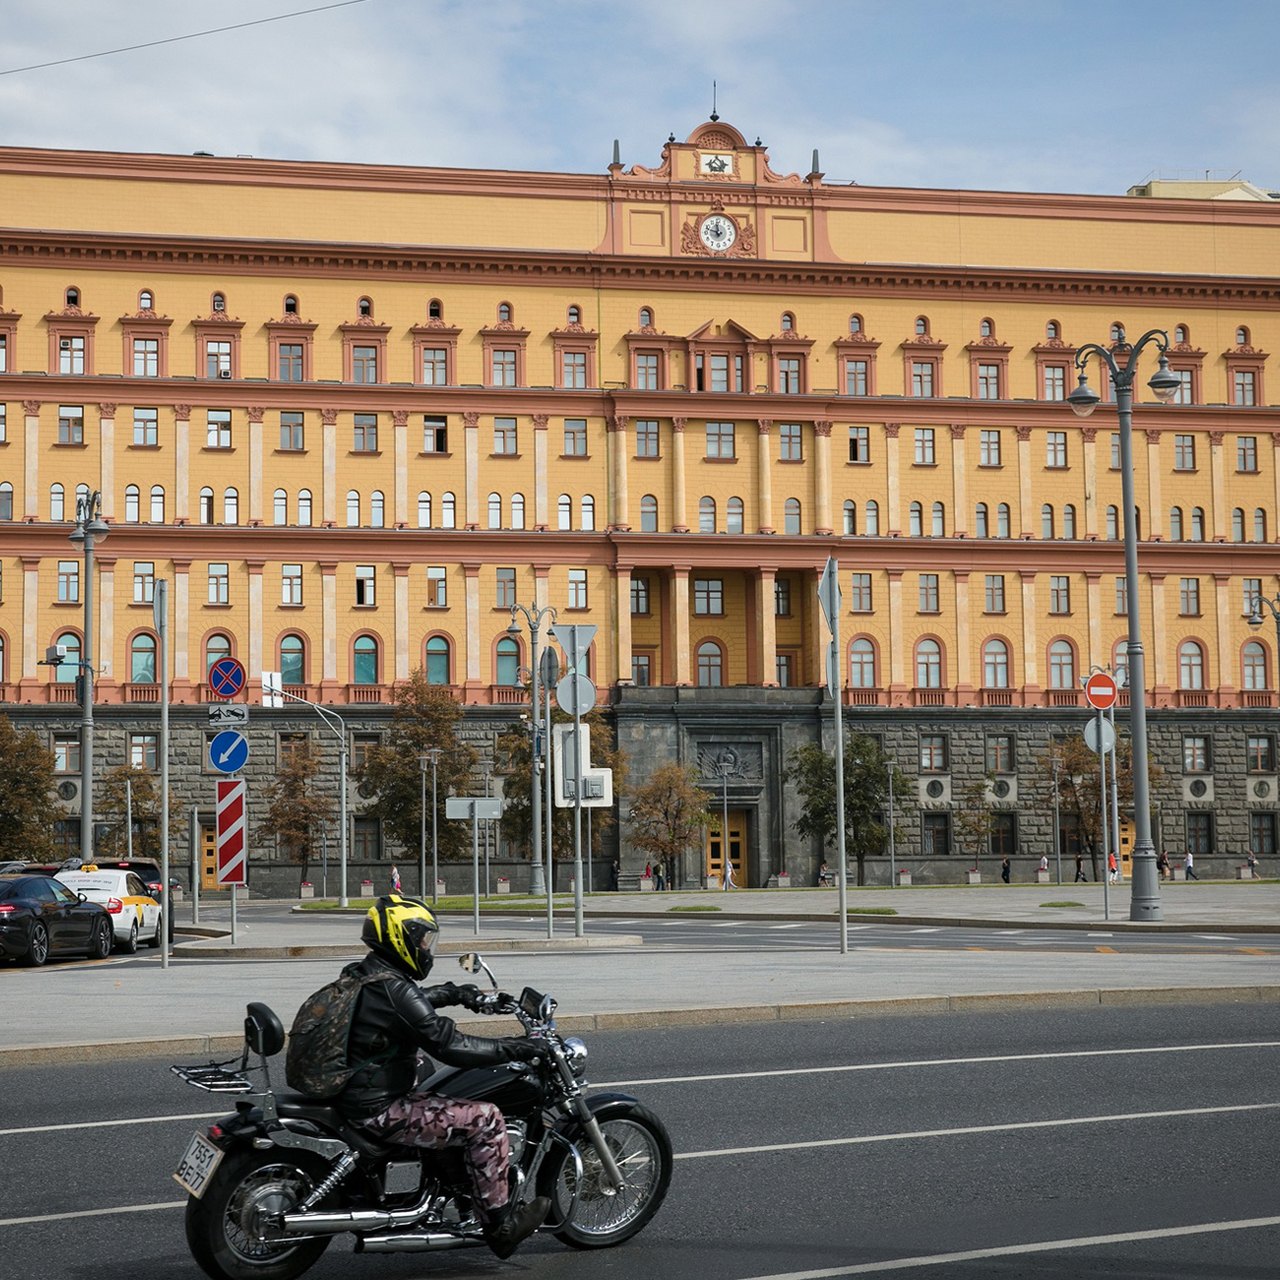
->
[[1, 0, 1278, 196]]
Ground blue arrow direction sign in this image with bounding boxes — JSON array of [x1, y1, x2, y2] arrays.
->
[[209, 730, 250, 774]]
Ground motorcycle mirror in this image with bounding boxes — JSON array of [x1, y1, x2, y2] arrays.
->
[[458, 951, 498, 991]]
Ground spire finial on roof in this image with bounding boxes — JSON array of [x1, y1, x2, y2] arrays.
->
[[710, 79, 719, 123]]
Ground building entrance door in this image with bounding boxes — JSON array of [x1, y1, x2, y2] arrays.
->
[[706, 811, 746, 888], [200, 822, 219, 890], [1117, 819, 1135, 877]]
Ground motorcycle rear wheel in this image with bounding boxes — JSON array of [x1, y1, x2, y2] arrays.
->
[[541, 1104, 672, 1249], [186, 1148, 333, 1280]]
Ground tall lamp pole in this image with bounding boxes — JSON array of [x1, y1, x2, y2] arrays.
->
[[419, 749, 441, 904], [68, 490, 108, 866], [1067, 329, 1181, 921], [1248, 595, 1280, 862]]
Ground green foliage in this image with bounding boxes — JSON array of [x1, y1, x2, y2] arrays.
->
[[783, 732, 911, 886], [254, 739, 336, 888], [627, 762, 711, 871], [97, 764, 170, 861], [0, 716, 60, 862], [953, 775, 995, 867]]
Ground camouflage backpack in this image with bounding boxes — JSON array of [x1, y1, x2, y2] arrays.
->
[[285, 965, 394, 1098]]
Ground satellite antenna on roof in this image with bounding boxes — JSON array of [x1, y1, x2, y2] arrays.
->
[[710, 80, 719, 122]]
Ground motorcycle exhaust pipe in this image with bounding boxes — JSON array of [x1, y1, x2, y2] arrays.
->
[[356, 1230, 480, 1253], [282, 1208, 399, 1236]]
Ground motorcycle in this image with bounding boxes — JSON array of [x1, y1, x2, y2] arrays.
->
[[171, 952, 672, 1280]]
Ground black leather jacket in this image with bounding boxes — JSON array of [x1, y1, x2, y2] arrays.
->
[[338, 953, 532, 1120]]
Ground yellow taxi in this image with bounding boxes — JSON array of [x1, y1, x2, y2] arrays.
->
[[55, 866, 163, 953]]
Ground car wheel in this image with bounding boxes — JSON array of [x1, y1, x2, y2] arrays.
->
[[148, 912, 163, 949], [118, 919, 138, 955], [90, 918, 113, 960], [22, 922, 50, 967]]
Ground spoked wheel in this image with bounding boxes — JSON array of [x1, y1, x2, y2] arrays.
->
[[186, 1149, 332, 1280], [90, 918, 113, 960], [118, 920, 138, 954], [22, 923, 49, 967], [541, 1104, 672, 1249]]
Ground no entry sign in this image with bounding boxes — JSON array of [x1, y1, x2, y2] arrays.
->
[[1084, 671, 1119, 711], [215, 778, 247, 885]]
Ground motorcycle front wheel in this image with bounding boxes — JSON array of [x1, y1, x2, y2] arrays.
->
[[540, 1104, 672, 1249], [186, 1148, 333, 1280]]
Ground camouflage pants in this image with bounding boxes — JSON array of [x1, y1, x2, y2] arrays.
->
[[356, 1092, 510, 1213]]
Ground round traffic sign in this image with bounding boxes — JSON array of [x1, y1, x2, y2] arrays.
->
[[1083, 717, 1116, 755], [555, 673, 596, 716], [209, 730, 250, 774], [209, 656, 247, 699], [1083, 671, 1118, 710]]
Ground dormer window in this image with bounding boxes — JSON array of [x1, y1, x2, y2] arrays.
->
[[65, 287, 80, 308], [498, 302, 513, 323], [358, 297, 373, 318], [639, 306, 653, 328], [212, 293, 226, 313], [1046, 320, 1060, 340], [1237, 326, 1250, 346], [428, 299, 443, 320], [915, 316, 929, 336], [283, 295, 298, 315], [849, 314, 863, 334], [979, 318, 994, 338], [567, 305, 581, 325], [781, 312, 795, 332], [139, 290, 154, 311]]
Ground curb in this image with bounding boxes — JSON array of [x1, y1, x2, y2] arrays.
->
[[5, 984, 1279, 1069], [170, 935, 645, 960]]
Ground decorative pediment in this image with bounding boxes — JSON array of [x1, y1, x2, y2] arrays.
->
[[686, 318, 758, 343]]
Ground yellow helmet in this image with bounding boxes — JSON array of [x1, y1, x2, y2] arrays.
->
[[362, 894, 439, 979]]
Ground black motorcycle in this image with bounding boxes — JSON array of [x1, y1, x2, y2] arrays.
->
[[171, 952, 672, 1280]]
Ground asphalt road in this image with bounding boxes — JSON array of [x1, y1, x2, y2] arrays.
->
[[3, 1004, 1278, 1279]]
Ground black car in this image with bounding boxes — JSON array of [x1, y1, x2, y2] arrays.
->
[[0, 874, 114, 966]]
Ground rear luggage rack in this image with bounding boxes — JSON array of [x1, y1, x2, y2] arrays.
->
[[171, 1063, 255, 1093]]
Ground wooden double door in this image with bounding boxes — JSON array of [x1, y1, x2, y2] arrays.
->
[[706, 810, 747, 887]]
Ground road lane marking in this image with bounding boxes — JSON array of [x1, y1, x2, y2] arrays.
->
[[675, 1101, 1280, 1160], [0, 1111, 221, 1138], [0, 1200, 185, 1228], [770, 924, 807, 930], [1197, 935, 1233, 940], [730, 1214, 1280, 1278], [1095, 946, 1118, 953], [1088, 933, 1113, 937]]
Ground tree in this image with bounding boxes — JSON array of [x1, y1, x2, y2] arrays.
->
[[353, 670, 478, 863], [255, 740, 336, 890], [0, 716, 61, 863], [627, 763, 712, 885], [953, 776, 995, 870], [97, 764, 167, 861], [784, 732, 911, 886]]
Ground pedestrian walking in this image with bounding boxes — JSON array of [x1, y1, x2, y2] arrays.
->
[[609, 859, 620, 892], [1158, 850, 1170, 880], [1185, 850, 1199, 880], [723, 859, 737, 890], [818, 860, 834, 887], [643, 861, 652, 883], [390, 864, 402, 894], [1247, 851, 1261, 879], [654, 860, 666, 892], [1000, 857, 1011, 884], [1074, 854, 1087, 883], [1108, 851, 1118, 884]]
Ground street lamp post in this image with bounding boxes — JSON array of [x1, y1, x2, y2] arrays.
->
[[68, 490, 108, 867], [1067, 330, 1181, 921], [419, 749, 440, 904], [1051, 752, 1062, 886]]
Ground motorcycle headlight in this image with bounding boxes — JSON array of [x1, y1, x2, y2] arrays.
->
[[562, 1036, 588, 1078]]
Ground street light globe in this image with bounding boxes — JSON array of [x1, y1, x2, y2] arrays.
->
[[1249, 612, 1264, 629], [1066, 372, 1100, 418], [1147, 354, 1181, 404]]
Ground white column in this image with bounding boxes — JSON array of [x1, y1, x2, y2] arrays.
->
[[950, 425, 967, 537], [1209, 430, 1227, 541], [173, 561, 191, 682], [1082, 427, 1098, 538], [1016, 426, 1033, 537], [394, 411, 409, 527], [672, 566, 691, 683], [21, 558, 39, 680], [248, 409, 264, 523], [322, 411, 338, 525], [465, 563, 482, 684], [23, 401, 39, 520], [464, 412, 480, 529], [394, 563, 410, 681], [884, 423, 901, 535], [247, 561, 264, 678], [532, 414, 549, 529], [757, 419, 774, 533], [610, 415, 630, 529], [671, 418, 688, 532], [321, 561, 338, 683], [813, 422, 833, 535], [174, 406, 191, 522], [98, 405, 116, 521], [98, 559, 115, 682], [759, 567, 777, 685], [1145, 430, 1162, 538]]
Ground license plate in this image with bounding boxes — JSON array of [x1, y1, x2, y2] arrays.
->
[[174, 1131, 224, 1199]]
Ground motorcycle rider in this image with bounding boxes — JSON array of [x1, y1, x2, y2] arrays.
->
[[338, 894, 550, 1259]]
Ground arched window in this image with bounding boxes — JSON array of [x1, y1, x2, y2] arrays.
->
[[1190, 507, 1204, 542], [131, 633, 157, 683], [727, 496, 744, 534], [849, 314, 863, 334], [54, 632, 80, 682], [1048, 639, 1075, 689], [1041, 504, 1054, 540], [915, 639, 942, 688], [849, 638, 876, 688], [124, 485, 139, 523], [139, 289, 154, 310], [843, 500, 856, 536], [979, 318, 994, 338], [1237, 326, 1250, 346], [581, 495, 595, 531], [1243, 641, 1269, 691], [1062, 504, 1076, 539], [0, 633, 5, 683], [974, 502, 989, 537], [780, 312, 795, 332], [223, 488, 239, 524], [1255, 509, 1268, 542], [346, 490, 360, 527], [865, 500, 879, 536], [50, 483, 66, 522], [211, 292, 225, 313], [1178, 640, 1204, 690], [298, 489, 312, 527], [1110, 322, 1125, 343], [511, 493, 525, 530], [199, 487, 214, 524], [996, 503, 1011, 538], [418, 492, 432, 528], [357, 297, 373, 318], [696, 641, 723, 687], [283, 294, 298, 315], [1170, 506, 1184, 541], [567, 304, 581, 325], [558, 494, 572, 531], [428, 299, 442, 321], [65, 287, 80, 308], [497, 302, 513, 323], [1107, 505, 1120, 540], [699, 496, 716, 534], [353, 635, 379, 685], [274, 489, 287, 525], [150, 484, 165, 523], [1233, 508, 1246, 542], [638, 306, 653, 328], [983, 639, 1010, 688], [280, 634, 306, 686], [909, 502, 923, 537], [488, 492, 502, 529], [1174, 324, 1187, 343], [915, 316, 929, 336], [441, 492, 456, 529], [495, 636, 519, 686], [205, 632, 231, 675], [1046, 320, 1060, 340], [640, 495, 658, 532], [0, 482, 12, 521], [784, 498, 801, 535], [425, 635, 450, 685], [370, 490, 384, 528], [931, 502, 945, 537]]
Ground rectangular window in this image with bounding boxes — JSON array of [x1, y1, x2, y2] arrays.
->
[[1111, 433, 1121, 469], [58, 405, 84, 445], [561, 351, 587, 389], [635, 353, 659, 391], [353, 816, 381, 860], [130, 733, 159, 770], [989, 812, 1017, 858], [845, 358, 868, 396], [706, 421, 735, 459], [423, 416, 447, 452], [568, 568, 588, 609], [635, 420, 659, 457], [1250, 811, 1276, 857], [1042, 366, 1066, 401], [776, 653, 794, 687], [1046, 432, 1067, 468], [496, 568, 516, 609], [920, 734, 948, 771], [922, 811, 951, 857], [1183, 735, 1210, 773], [850, 573, 872, 612], [208, 562, 229, 605], [1186, 812, 1214, 857], [1180, 577, 1200, 616], [353, 413, 378, 452], [778, 357, 802, 394], [979, 429, 1001, 466], [1049, 575, 1071, 614], [492, 349, 517, 386], [426, 566, 447, 608], [207, 410, 231, 448], [914, 427, 935, 465], [848, 426, 870, 463], [59, 335, 86, 374], [630, 576, 650, 615], [918, 573, 939, 612], [421, 348, 447, 385], [1115, 577, 1128, 615], [1238, 436, 1259, 472], [131, 407, 158, 447], [279, 732, 311, 767], [494, 417, 517, 455], [1235, 370, 1257, 406], [694, 578, 723, 615], [986, 734, 1014, 773], [977, 363, 1000, 399], [278, 343, 303, 381], [132, 337, 159, 377], [0, 403, 5, 443], [631, 654, 651, 686], [205, 340, 231, 379], [1174, 434, 1196, 470], [1247, 735, 1274, 772], [774, 577, 791, 617], [911, 360, 934, 397], [278, 411, 304, 451], [779, 423, 802, 461], [352, 345, 378, 383], [1244, 578, 1263, 617], [133, 561, 155, 604], [985, 574, 1005, 613], [0, 334, 6, 372], [282, 564, 302, 606], [354, 565, 376, 607], [54, 734, 80, 773], [1172, 368, 1193, 405], [57, 560, 79, 602], [563, 419, 587, 456]]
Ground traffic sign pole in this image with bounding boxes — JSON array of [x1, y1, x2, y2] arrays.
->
[[1099, 704, 1110, 923], [819, 556, 848, 956]]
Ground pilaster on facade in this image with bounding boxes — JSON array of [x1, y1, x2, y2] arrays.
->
[[463, 562, 482, 696], [1080, 427, 1099, 538], [318, 560, 339, 698], [1208, 430, 1228, 541], [758, 566, 778, 687], [1214, 573, 1237, 699], [96, 556, 116, 700], [608, 415, 630, 530], [1149, 573, 1171, 702], [245, 558, 266, 689], [532, 414, 550, 529], [1145, 430, 1163, 539], [886, 568, 906, 699], [174, 406, 191, 522], [392, 561, 412, 682], [23, 402, 39, 520], [532, 562, 551, 612], [393, 410, 410, 527], [1019, 571, 1040, 698], [948, 424, 967, 538], [20, 557, 40, 691], [1015, 426, 1033, 538], [615, 567, 632, 686], [171, 559, 192, 693], [671, 418, 688, 532], [321, 410, 339, 526], [1273, 437, 1280, 536], [247, 408, 265, 525], [1085, 571, 1104, 673], [883, 423, 901, 536], [812, 420, 832, 535], [671, 566, 692, 684], [463, 412, 480, 530], [98, 405, 116, 521], [756, 419, 774, 534]]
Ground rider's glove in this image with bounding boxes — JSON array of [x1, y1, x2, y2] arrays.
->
[[455, 984, 488, 1012], [505, 1038, 547, 1065], [421, 981, 484, 1009]]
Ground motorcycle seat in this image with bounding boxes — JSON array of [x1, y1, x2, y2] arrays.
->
[[277, 1096, 396, 1160]]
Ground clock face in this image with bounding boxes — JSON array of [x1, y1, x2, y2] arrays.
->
[[700, 214, 737, 252]]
